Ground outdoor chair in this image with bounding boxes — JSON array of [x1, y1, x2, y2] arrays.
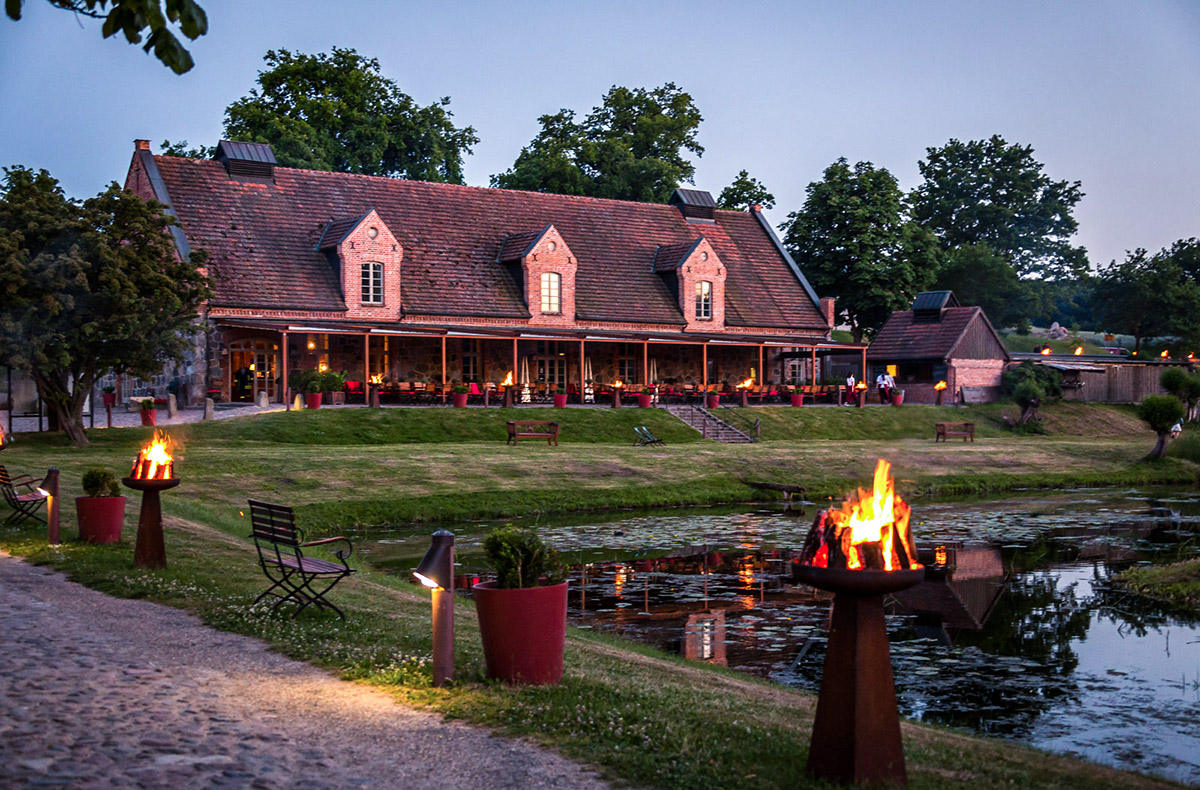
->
[[247, 499, 356, 619], [0, 464, 49, 526], [633, 426, 666, 446]]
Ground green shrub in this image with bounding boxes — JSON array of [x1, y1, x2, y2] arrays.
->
[[451, 384, 470, 394], [81, 467, 121, 498], [482, 526, 565, 589], [320, 370, 347, 393], [1138, 394, 1185, 433], [1002, 361, 1062, 400]]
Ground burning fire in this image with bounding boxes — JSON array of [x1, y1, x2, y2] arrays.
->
[[614, 379, 623, 388], [1074, 346, 1083, 356], [500, 370, 513, 386], [855, 381, 867, 391], [799, 459, 921, 572], [130, 430, 176, 480], [1040, 347, 1052, 356], [934, 380, 947, 391], [1160, 349, 1170, 359], [369, 373, 383, 384], [934, 545, 948, 565], [737, 377, 753, 389]]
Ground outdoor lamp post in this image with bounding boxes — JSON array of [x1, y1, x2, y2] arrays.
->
[[41, 467, 60, 545], [414, 530, 455, 687]]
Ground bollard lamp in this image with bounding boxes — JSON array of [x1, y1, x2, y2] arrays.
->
[[413, 530, 455, 686]]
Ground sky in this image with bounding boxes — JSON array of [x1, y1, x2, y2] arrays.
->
[[2, 0, 1199, 271]]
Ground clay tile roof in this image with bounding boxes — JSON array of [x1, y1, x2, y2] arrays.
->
[[147, 155, 830, 328], [652, 240, 701, 272], [866, 306, 984, 360], [496, 228, 547, 262], [316, 211, 372, 251]]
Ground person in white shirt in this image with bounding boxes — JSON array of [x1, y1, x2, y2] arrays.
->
[[845, 373, 856, 405], [875, 372, 889, 404]]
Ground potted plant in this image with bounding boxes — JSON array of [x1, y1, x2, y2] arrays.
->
[[789, 381, 804, 407], [637, 386, 653, 408], [138, 397, 157, 426], [305, 374, 323, 410], [321, 370, 347, 405], [76, 466, 125, 544], [473, 526, 568, 685], [550, 385, 568, 408], [451, 384, 470, 408], [705, 389, 720, 409], [101, 385, 117, 408]]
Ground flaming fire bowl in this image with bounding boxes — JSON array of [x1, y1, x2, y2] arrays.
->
[[798, 564, 923, 786], [122, 477, 180, 570]]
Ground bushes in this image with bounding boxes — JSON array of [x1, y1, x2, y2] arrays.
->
[[1002, 361, 1063, 401], [1138, 394, 1185, 459]]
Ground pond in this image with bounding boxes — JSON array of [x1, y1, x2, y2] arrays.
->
[[361, 488, 1200, 785]]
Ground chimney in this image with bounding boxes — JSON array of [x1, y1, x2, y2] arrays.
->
[[749, 204, 762, 213], [820, 297, 836, 329], [134, 139, 151, 151]]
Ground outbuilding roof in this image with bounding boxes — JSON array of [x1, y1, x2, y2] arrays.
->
[[867, 306, 1011, 362]]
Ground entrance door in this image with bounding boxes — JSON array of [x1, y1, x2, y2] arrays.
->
[[229, 339, 280, 402]]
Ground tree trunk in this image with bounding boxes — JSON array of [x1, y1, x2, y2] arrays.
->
[[1148, 432, 1168, 460], [31, 367, 92, 446]]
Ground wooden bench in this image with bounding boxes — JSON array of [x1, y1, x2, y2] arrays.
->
[[506, 420, 559, 446], [247, 499, 355, 619], [935, 422, 975, 442]]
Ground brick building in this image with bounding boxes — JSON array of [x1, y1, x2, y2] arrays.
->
[[866, 291, 1011, 404], [122, 139, 861, 403]]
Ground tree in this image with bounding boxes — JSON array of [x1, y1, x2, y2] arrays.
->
[[5, 0, 207, 74], [0, 166, 210, 445], [1160, 367, 1200, 422], [1137, 394, 1185, 460], [717, 170, 775, 210], [780, 158, 941, 342], [911, 135, 1088, 280], [222, 48, 478, 183], [491, 83, 703, 203], [1002, 360, 1062, 424], [931, 243, 1025, 325], [159, 139, 212, 159], [1093, 247, 1200, 353]]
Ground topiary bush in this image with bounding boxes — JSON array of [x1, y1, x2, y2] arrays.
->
[[1137, 394, 1186, 460], [81, 466, 121, 498], [1002, 361, 1063, 401]]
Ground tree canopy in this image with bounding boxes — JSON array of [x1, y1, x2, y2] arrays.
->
[[5, 0, 207, 73], [911, 135, 1088, 280], [1093, 245, 1200, 353], [717, 170, 775, 211], [221, 47, 478, 183], [0, 166, 210, 445], [491, 83, 703, 203], [1138, 394, 1185, 459], [780, 158, 940, 342]]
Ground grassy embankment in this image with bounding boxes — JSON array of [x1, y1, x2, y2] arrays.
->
[[0, 403, 1194, 789]]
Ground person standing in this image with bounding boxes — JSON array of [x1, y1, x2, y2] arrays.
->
[[845, 372, 856, 406], [875, 371, 889, 404]]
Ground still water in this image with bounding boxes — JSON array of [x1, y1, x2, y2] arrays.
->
[[362, 488, 1200, 785]]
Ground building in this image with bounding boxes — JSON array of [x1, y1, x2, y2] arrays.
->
[[122, 140, 861, 403], [866, 291, 1011, 404]]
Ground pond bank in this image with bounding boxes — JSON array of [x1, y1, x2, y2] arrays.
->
[[1117, 558, 1200, 612]]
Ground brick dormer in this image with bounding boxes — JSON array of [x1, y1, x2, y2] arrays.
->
[[654, 237, 726, 331], [317, 209, 402, 321], [498, 224, 577, 327]]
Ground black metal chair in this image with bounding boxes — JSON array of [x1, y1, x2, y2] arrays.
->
[[247, 499, 355, 619], [0, 464, 49, 526]]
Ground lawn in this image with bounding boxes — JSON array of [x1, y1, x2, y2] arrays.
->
[[0, 403, 1194, 789]]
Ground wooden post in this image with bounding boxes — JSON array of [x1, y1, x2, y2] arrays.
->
[[811, 346, 817, 386], [281, 331, 289, 409], [364, 333, 370, 395], [441, 336, 448, 404], [702, 344, 708, 390], [758, 344, 764, 384], [579, 339, 586, 403], [861, 347, 867, 386], [643, 341, 649, 388], [512, 338, 518, 389]]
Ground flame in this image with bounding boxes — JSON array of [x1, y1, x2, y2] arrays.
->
[[1040, 347, 1052, 356], [0, 422, 6, 446], [855, 381, 868, 390], [614, 379, 623, 388], [934, 380, 947, 391], [1074, 346, 1083, 355], [1190, 353, 1196, 360], [369, 373, 382, 384], [500, 370, 513, 386], [737, 377, 753, 389], [1160, 349, 1170, 358], [131, 430, 176, 480], [935, 545, 948, 565], [826, 459, 920, 572]]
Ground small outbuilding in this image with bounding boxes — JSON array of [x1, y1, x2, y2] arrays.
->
[[867, 291, 1011, 404]]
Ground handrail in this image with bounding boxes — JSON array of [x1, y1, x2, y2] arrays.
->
[[715, 405, 760, 441]]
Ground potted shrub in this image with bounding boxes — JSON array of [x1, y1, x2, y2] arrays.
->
[[705, 389, 720, 409], [451, 384, 470, 408], [101, 385, 117, 408], [305, 374, 323, 410], [473, 526, 568, 684], [321, 370, 347, 405], [789, 380, 804, 407], [76, 466, 125, 543], [138, 398, 157, 426], [550, 385, 568, 408], [637, 386, 653, 408]]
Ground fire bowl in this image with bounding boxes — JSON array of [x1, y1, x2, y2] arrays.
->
[[794, 565, 924, 596], [121, 477, 181, 493]]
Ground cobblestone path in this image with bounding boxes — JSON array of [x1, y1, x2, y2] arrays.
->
[[0, 553, 610, 789]]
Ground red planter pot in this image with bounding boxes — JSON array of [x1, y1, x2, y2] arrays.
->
[[139, 410, 157, 426], [452, 392, 469, 408], [705, 395, 720, 409], [75, 496, 126, 543], [791, 393, 804, 407], [102, 392, 117, 408], [637, 394, 652, 408], [553, 393, 568, 408], [891, 391, 904, 406], [473, 580, 568, 685], [305, 392, 323, 410]]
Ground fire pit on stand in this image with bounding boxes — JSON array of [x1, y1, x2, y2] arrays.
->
[[122, 430, 179, 569], [795, 459, 922, 786]]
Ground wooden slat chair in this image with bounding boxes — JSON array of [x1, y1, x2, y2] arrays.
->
[[0, 464, 49, 526], [247, 499, 355, 619]]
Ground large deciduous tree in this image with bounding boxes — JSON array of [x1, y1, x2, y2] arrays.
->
[[491, 83, 703, 203], [717, 170, 775, 211], [912, 135, 1088, 281], [0, 167, 210, 445], [5, 0, 207, 73], [221, 47, 478, 183], [1093, 246, 1200, 354], [780, 158, 940, 342]]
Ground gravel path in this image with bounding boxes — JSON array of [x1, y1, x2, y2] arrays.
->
[[0, 552, 610, 789]]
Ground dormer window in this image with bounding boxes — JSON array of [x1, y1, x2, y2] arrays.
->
[[696, 280, 713, 319], [361, 261, 383, 304], [541, 271, 561, 313]]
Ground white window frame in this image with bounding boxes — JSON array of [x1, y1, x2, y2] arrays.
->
[[540, 271, 562, 314], [695, 280, 713, 319], [361, 261, 383, 305]]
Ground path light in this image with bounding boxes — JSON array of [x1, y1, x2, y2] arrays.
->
[[40, 467, 60, 545], [414, 530, 455, 687]]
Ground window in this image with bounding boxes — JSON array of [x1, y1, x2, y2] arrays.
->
[[461, 340, 480, 382], [361, 262, 383, 304], [695, 280, 713, 319], [540, 271, 561, 313]]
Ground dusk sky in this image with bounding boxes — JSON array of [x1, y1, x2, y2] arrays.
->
[[2, 0, 1198, 272]]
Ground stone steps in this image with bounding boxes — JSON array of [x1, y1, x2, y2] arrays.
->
[[663, 405, 755, 443]]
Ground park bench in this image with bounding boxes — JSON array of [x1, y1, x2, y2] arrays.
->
[[506, 420, 559, 446], [935, 422, 975, 443], [247, 499, 355, 619]]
